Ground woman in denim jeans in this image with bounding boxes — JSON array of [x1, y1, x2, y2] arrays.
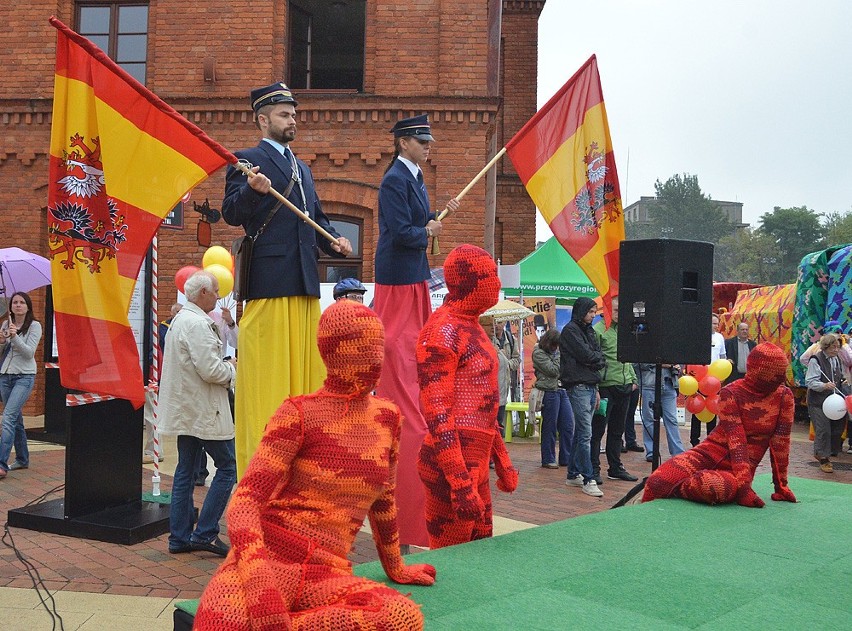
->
[[0, 291, 42, 479], [533, 329, 574, 468]]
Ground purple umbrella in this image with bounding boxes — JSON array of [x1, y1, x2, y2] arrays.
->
[[0, 247, 52, 296]]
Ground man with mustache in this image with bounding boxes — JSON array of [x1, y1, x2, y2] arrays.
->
[[223, 82, 353, 475]]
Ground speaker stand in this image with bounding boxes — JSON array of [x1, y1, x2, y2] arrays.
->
[[8, 398, 170, 545], [650, 364, 663, 472]]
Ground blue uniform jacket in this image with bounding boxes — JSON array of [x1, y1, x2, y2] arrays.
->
[[374, 159, 436, 285], [222, 141, 341, 300]]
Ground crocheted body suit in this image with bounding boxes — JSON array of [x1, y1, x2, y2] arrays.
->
[[416, 245, 518, 549], [195, 301, 435, 631], [643, 343, 797, 507]]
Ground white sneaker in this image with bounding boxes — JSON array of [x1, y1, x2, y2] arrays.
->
[[566, 476, 583, 487], [582, 480, 604, 497]]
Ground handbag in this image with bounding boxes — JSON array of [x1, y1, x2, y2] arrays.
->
[[230, 178, 295, 302]]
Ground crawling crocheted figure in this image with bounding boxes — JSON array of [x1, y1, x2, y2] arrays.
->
[[642, 342, 796, 507], [194, 300, 436, 631], [416, 244, 518, 549]]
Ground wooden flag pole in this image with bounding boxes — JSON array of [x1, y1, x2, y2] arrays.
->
[[233, 161, 340, 246], [431, 147, 507, 255]]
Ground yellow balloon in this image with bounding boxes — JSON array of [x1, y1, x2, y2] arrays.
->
[[202, 245, 233, 273], [695, 408, 716, 423], [708, 358, 733, 381], [678, 374, 699, 396], [205, 263, 234, 298]]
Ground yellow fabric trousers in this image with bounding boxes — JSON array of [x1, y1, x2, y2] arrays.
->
[[234, 296, 325, 477]]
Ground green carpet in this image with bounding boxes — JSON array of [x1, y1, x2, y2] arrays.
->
[[353, 475, 852, 630]]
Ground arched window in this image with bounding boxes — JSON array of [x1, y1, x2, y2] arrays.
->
[[318, 216, 363, 282]]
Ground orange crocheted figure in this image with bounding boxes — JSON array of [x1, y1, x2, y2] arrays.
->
[[416, 244, 518, 549], [194, 301, 436, 631], [642, 342, 797, 507]]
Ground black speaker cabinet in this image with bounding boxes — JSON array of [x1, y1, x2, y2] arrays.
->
[[617, 239, 713, 365]]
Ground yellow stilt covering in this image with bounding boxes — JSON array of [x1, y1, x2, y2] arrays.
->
[[234, 296, 325, 476]]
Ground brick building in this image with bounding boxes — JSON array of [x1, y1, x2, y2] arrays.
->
[[0, 0, 545, 413]]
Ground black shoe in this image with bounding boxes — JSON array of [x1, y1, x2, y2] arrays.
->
[[626, 444, 644, 453], [593, 474, 604, 486], [620, 445, 628, 453], [541, 463, 559, 469], [168, 544, 193, 554], [607, 468, 639, 482], [189, 536, 230, 557]]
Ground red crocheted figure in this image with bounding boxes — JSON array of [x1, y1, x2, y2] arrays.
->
[[416, 244, 518, 549], [642, 342, 797, 507], [194, 301, 436, 631]]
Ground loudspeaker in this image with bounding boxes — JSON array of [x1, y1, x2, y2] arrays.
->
[[617, 239, 714, 365]]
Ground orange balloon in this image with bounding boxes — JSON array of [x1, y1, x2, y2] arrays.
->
[[698, 375, 722, 397]]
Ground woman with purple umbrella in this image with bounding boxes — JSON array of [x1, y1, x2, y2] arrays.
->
[[0, 291, 42, 478]]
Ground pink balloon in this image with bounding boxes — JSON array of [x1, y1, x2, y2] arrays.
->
[[705, 395, 720, 415], [698, 375, 721, 397], [175, 265, 200, 294], [685, 394, 706, 414]]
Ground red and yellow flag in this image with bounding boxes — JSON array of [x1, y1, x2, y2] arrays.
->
[[47, 17, 236, 407], [506, 55, 624, 323]]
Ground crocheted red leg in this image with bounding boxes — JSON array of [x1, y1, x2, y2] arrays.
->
[[677, 470, 739, 505], [194, 561, 253, 631], [294, 571, 424, 631], [642, 456, 697, 502]]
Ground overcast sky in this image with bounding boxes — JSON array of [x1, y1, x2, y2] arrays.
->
[[534, 0, 852, 241]]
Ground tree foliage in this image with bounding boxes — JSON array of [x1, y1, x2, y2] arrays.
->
[[822, 208, 852, 247], [715, 228, 788, 284], [624, 173, 737, 244], [757, 206, 824, 281]]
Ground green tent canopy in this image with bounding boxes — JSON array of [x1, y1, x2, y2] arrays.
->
[[503, 236, 597, 300]]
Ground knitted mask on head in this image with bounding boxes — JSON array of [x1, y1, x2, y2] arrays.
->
[[317, 300, 385, 395], [443, 244, 500, 317], [742, 342, 788, 395]]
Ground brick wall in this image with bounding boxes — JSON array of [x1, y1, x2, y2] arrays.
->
[[0, 0, 544, 414]]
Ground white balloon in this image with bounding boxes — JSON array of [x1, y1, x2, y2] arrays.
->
[[822, 393, 848, 420]]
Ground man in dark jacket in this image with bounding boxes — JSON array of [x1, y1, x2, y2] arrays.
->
[[724, 322, 757, 384], [560, 297, 606, 497]]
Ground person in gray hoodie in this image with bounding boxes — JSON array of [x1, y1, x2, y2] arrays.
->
[[559, 297, 605, 497]]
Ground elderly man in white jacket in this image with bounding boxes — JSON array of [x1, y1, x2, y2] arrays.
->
[[159, 271, 237, 557]]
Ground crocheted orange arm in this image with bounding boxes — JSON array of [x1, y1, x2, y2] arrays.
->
[[769, 387, 797, 502], [368, 406, 436, 586], [717, 390, 763, 508], [417, 342, 484, 520], [225, 399, 304, 629], [491, 429, 517, 492]]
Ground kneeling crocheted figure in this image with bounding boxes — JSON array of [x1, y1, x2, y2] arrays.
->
[[642, 342, 797, 507], [194, 301, 436, 631], [416, 244, 518, 549]]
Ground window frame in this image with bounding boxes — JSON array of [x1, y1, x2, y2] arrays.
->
[[76, 1, 149, 84]]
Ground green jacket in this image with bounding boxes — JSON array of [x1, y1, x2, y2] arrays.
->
[[593, 320, 636, 387]]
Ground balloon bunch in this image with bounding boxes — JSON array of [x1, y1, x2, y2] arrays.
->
[[174, 245, 235, 299], [677, 360, 733, 423]]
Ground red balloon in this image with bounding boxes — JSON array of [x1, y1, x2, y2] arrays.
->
[[687, 364, 709, 381], [685, 394, 706, 414], [698, 375, 722, 397], [705, 394, 720, 415], [845, 395, 852, 415], [175, 265, 200, 294]]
